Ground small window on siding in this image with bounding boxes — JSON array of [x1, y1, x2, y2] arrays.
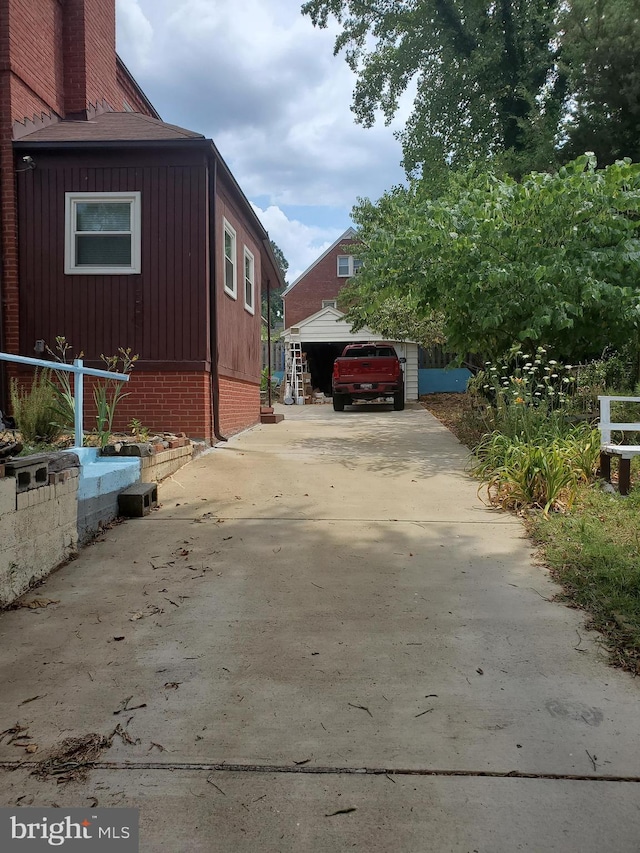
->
[[224, 219, 237, 298], [244, 247, 255, 314], [322, 299, 337, 309], [64, 192, 141, 274]]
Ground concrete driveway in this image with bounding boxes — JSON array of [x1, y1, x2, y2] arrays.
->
[[1, 402, 639, 851]]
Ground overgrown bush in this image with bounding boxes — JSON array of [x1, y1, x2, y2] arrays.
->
[[10, 370, 61, 444], [472, 424, 601, 515], [468, 348, 604, 513], [569, 347, 637, 418]]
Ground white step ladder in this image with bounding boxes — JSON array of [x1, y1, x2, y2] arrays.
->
[[285, 337, 306, 405]]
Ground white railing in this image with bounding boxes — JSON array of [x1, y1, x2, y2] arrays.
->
[[0, 352, 130, 448]]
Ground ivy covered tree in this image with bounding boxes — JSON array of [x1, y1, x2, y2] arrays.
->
[[342, 157, 640, 368], [301, 0, 564, 177], [340, 291, 446, 349]]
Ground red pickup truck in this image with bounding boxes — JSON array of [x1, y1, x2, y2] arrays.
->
[[332, 343, 405, 411]]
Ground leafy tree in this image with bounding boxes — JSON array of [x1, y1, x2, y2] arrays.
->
[[262, 240, 289, 328], [341, 291, 446, 348], [343, 157, 640, 369], [558, 0, 640, 165], [301, 0, 564, 176]]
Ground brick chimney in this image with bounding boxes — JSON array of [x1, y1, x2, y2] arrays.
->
[[63, 0, 119, 118]]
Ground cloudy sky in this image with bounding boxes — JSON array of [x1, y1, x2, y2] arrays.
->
[[115, 0, 408, 282]]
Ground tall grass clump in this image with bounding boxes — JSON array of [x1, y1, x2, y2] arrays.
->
[[10, 370, 61, 444], [469, 347, 602, 513]]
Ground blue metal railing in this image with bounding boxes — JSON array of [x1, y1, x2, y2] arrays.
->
[[0, 352, 130, 448]]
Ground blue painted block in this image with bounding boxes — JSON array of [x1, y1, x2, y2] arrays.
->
[[68, 448, 140, 501]]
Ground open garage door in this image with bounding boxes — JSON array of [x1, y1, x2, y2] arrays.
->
[[302, 342, 351, 395]]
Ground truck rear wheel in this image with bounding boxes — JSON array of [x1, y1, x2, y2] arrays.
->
[[333, 394, 345, 412], [393, 390, 405, 411]]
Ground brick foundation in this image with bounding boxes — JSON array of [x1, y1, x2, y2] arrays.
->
[[87, 371, 213, 441], [217, 375, 260, 437], [8, 368, 213, 442]]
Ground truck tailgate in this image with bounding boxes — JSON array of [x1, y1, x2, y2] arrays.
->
[[334, 356, 398, 382]]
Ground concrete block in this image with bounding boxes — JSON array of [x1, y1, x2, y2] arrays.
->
[[77, 493, 120, 544], [101, 442, 155, 458], [4, 457, 48, 492], [118, 482, 158, 518]]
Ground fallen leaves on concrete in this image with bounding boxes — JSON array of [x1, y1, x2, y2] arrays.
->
[[32, 733, 111, 783]]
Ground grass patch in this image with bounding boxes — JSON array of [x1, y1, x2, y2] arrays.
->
[[528, 486, 640, 674]]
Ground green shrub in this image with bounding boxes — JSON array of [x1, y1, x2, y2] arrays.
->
[[10, 370, 61, 444], [472, 425, 601, 514]]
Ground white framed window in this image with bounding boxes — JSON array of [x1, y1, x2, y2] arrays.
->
[[64, 191, 141, 275], [223, 219, 237, 298], [243, 246, 255, 314], [337, 255, 362, 277], [322, 299, 337, 309]]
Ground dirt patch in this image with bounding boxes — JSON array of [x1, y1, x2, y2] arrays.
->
[[420, 393, 475, 446]]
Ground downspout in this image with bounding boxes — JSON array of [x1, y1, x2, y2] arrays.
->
[[266, 278, 272, 408], [208, 154, 227, 443]]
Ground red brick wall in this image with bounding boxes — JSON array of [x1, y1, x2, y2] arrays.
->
[[8, 368, 261, 443], [7, 0, 65, 123], [9, 368, 213, 441], [103, 372, 212, 440], [63, 0, 119, 115], [284, 238, 360, 328], [217, 375, 260, 437]]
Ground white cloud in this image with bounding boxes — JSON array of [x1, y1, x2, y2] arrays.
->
[[251, 203, 342, 284], [115, 0, 153, 69], [116, 0, 407, 244]]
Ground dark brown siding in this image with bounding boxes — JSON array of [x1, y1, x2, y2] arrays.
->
[[16, 147, 209, 368], [215, 177, 262, 384]]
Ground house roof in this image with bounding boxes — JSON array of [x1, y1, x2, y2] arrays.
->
[[14, 111, 204, 143], [282, 227, 358, 297], [281, 305, 391, 344]]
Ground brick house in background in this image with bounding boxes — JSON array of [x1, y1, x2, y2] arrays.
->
[[281, 228, 419, 401], [0, 0, 284, 440]]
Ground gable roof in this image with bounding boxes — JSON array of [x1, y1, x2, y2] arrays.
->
[[15, 111, 204, 143], [282, 226, 358, 297], [281, 304, 391, 344]]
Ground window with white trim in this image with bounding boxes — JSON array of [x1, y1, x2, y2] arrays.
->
[[243, 247, 255, 314], [223, 219, 237, 298], [322, 299, 337, 308], [337, 255, 362, 277], [64, 192, 141, 274]]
